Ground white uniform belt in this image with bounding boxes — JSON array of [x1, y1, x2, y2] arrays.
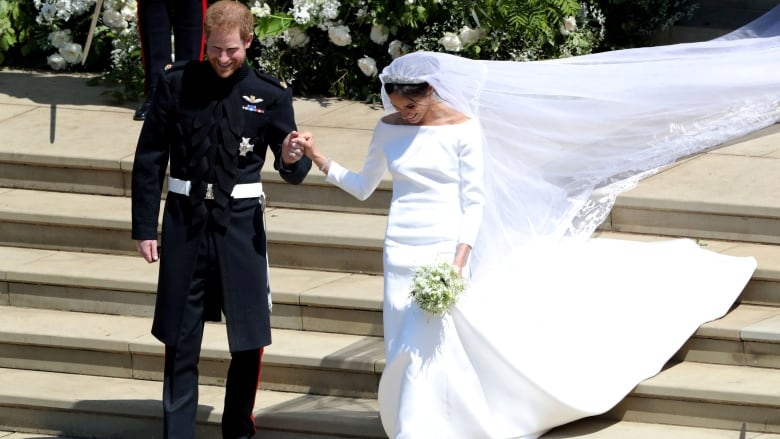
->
[[168, 176, 264, 199]]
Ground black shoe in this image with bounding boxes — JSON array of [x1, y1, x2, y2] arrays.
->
[[133, 99, 153, 121]]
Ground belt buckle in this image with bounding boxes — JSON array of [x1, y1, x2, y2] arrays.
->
[[205, 183, 214, 200]]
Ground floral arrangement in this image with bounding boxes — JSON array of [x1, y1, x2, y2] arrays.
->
[[35, 0, 143, 100], [409, 261, 466, 316], [249, 0, 610, 99], [35, 0, 138, 70], [0, 0, 697, 102]]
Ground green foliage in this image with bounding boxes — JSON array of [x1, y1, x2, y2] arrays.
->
[[4, 0, 701, 102], [255, 13, 295, 37], [89, 34, 144, 103], [0, 0, 39, 66], [252, 0, 608, 100]]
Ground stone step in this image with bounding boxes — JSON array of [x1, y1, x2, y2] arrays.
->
[[0, 306, 384, 399], [676, 303, 780, 370], [0, 305, 780, 384], [4, 226, 778, 314], [545, 419, 778, 439], [0, 87, 392, 214], [3, 361, 780, 438], [0, 367, 383, 439], [606, 123, 780, 245], [2, 233, 779, 339], [0, 188, 386, 274], [7, 420, 776, 439], [604, 361, 780, 434], [4, 421, 776, 439], [5, 183, 780, 278], [0, 245, 384, 337], [0, 296, 778, 400]]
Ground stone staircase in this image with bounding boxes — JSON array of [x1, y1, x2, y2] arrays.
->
[[0, 69, 779, 438]]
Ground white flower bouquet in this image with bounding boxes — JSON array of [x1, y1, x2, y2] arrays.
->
[[409, 262, 466, 316]]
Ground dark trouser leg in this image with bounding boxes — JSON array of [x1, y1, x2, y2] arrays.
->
[[222, 348, 264, 439], [162, 230, 217, 438], [136, 0, 172, 96], [171, 0, 206, 62], [162, 302, 204, 439]]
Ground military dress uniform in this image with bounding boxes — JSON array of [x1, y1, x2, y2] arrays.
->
[[131, 60, 311, 438]]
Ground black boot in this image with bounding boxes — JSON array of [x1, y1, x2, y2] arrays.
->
[[133, 97, 153, 121]]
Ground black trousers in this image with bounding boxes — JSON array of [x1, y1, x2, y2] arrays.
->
[[136, 0, 207, 95], [162, 229, 264, 439]]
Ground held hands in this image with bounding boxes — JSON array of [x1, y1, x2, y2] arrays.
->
[[136, 239, 159, 263], [282, 131, 313, 165], [297, 131, 331, 173]]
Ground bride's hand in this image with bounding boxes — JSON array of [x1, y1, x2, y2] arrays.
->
[[452, 263, 463, 278]]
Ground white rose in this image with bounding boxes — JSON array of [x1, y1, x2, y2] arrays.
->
[[102, 9, 127, 30], [387, 40, 411, 59], [37, 4, 58, 25], [560, 16, 577, 36], [47, 53, 68, 71], [70, 0, 91, 15], [60, 42, 83, 64], [121, 5, 137, 22], [458, 26, 480, 46], [370, 25, 389, 45], [357, 56, 378, 77], [284, 27, 309, 48], [250, 1, 271, 18], [438, 32, 463, 52], [48, 30, 72, 49], [328, 25, 352, 47]]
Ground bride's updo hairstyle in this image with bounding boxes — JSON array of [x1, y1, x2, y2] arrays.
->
[[383, 82, 430, 99]]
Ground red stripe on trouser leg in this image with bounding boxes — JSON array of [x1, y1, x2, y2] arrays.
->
[[222, 347, 264, 438], [199, 0, 207, 60]]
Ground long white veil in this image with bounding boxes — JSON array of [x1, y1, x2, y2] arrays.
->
[[379, 7, 780, 278]]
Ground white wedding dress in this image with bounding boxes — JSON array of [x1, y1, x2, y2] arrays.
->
[[324, 6, 780, 439]]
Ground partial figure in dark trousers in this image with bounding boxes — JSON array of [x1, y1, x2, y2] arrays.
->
[[130, 1, 313, 437], [134, 0, 208, 120]]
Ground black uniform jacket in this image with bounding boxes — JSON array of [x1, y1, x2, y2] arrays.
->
[[131, 61, 311, 352]]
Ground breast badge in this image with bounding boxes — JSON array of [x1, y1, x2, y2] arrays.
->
[[239, 137, 255, 156], [242, 95, 263, 104]]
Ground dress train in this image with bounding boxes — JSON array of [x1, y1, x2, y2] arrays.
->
[[379, 239, 756, 438]]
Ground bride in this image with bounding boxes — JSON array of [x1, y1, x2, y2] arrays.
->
[[301, 6, 780, 439]]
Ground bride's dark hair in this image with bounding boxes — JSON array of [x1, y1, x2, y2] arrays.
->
[[383, 82, 430, 99]]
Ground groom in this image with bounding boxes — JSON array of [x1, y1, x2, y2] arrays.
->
[[131, 1, 312, 437]]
